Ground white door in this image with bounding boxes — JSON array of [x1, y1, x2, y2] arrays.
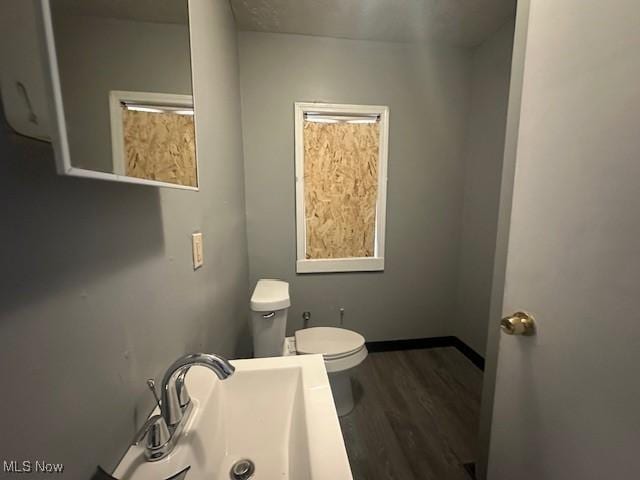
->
[[487, 1, 640, 479]]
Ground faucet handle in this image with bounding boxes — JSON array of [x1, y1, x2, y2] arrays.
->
[[133, 380, 170, 454], [146, 379, 162, 410], [133, 414, 170, 450]]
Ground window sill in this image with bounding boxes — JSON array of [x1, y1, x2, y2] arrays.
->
[[296, 257, 384, 273]]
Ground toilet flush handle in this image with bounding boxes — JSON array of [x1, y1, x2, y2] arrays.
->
[[262, 311, 275, 319]]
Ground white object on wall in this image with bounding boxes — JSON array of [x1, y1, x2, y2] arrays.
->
[[192, 232, 204, 270], [3, 0, 201, 190], [0, 0, 52, 141]]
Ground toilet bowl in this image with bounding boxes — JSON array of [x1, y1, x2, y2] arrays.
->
[[250, 279, 367, 416]]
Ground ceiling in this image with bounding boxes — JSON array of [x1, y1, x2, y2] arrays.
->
[[52, 0, 188, 25], [231, 0, 516, 47]]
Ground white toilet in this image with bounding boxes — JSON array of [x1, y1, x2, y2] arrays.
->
[[250, 279, 368, 416]]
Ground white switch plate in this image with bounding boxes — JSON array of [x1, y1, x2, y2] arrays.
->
[[192, 232, 204, 270]]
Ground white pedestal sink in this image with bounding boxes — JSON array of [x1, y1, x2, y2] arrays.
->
[[113, 354, 353, 480]]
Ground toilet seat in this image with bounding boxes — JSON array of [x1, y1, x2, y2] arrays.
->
[[295, 327, 367, 373], [296, 327, 365, 357]]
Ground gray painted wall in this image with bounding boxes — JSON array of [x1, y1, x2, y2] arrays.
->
[[238, 32, 472, 340], [0, 1, 249, 477], [454, 21, 515, 355], [53, 14, 192, 173]]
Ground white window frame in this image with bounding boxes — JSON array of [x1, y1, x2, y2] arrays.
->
[[294, 102, 390, 273], [108, 90, 198, 188]]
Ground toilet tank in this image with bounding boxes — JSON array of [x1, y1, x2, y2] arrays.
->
[[250, 279, 290, 357]]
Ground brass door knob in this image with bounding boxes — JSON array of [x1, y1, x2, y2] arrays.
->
[[500, 311, 536, 336]]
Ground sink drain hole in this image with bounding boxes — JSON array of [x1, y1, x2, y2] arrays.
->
[[230, 459, 255, 480]]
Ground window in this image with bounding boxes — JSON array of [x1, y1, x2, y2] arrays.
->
[[109, 91, 197, 188], [294, 102, 389, 273]]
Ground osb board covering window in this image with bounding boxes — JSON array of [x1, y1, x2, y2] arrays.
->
[[122, 109, 197, 186], [303, 121, 379, 259]]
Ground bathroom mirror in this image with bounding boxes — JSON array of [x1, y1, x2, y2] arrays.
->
[[42, 0, 199, 189]]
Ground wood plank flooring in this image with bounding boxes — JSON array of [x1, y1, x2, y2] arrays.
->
[[339, 347, 482, 480]]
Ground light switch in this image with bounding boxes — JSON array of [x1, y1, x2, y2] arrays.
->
[[192, 232, 204, 270]]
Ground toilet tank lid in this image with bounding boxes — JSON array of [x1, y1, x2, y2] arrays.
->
[[251, 279, 290, 312]]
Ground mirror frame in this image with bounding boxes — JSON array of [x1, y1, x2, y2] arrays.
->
[[37, 0, 200, 190]]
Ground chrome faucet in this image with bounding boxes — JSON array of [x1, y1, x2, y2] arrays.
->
[[135, 353, 235, 461]]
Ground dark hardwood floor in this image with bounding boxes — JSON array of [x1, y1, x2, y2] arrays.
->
[[339, 347, 482, 480]]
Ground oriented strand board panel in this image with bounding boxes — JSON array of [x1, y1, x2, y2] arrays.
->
[[122, 109, 197, 187], [303, 120, 379, 259]]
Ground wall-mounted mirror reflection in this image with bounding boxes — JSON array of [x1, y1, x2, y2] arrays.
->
[[49, 0, 198, 189]]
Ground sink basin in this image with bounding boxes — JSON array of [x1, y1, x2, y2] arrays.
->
[[113, 354, 353, 480]]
